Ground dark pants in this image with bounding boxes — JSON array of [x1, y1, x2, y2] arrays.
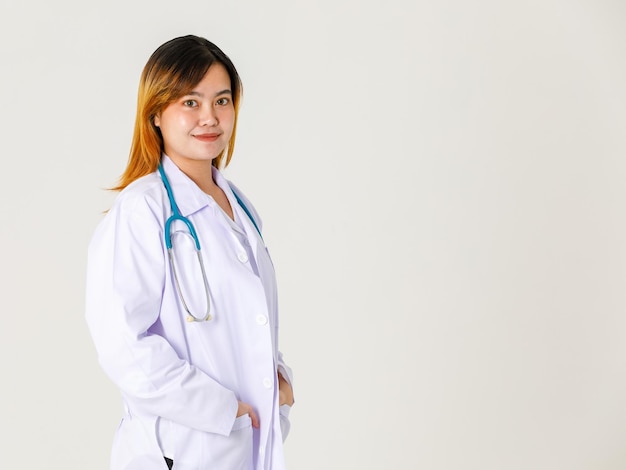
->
[[164, 457, 173, 469]]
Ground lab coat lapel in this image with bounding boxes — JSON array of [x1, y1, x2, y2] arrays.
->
[[161, 156, 263, 263], [161, 155, 211, 217], [212, 168, 263, 263]]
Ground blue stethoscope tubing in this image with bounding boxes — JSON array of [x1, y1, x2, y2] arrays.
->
[[158, 163, 212, 322], [158, 162, 262, 323]]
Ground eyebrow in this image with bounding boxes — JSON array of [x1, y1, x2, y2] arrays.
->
[[187, 89, 232, 98]]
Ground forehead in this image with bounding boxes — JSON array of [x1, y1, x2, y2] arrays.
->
[[189, 63, 231, 94]]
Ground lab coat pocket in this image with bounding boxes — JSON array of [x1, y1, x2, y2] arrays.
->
[[111, 414, 168, 470], [173, 414, 253, 469], [200, 414, 253, 469], [232, 412, 253, 431]]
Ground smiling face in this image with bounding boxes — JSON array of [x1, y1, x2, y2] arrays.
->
[[154, 63, 235, 171]]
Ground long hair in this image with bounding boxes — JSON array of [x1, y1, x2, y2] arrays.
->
[[114, 35, 242, 191]]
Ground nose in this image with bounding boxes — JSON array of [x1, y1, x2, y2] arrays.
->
[[199, 104, 218, 126]]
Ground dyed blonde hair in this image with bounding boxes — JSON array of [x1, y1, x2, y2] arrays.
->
[[115, 35, 242, 191]]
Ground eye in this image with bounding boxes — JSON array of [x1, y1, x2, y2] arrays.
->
[[216, 97, 230, 106], [183, 99, 198, 107]]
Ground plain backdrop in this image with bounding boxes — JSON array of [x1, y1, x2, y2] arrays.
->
[[1, 0, 625, 468]]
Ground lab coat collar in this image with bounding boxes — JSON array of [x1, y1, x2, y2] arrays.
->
[[160, 155, 228, 218], [160, 156, 263, 251]]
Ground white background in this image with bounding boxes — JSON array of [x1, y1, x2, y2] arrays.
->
[[1, 0, 625, 468]]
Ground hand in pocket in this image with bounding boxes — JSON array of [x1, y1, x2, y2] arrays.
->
[[237, 401, 259, 428]]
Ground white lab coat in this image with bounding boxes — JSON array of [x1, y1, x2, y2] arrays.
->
[[86, 155, 292, 470]]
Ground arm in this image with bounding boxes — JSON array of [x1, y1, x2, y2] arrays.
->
[[85, 194, 238, 436]]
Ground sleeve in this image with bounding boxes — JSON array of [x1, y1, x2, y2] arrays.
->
[[85, 193, 238, 436], [277, 351, 294, 441], [277, 352, 294, 389]]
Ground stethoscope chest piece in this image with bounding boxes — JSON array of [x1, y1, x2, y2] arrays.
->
[[187, 314, 212, 322]]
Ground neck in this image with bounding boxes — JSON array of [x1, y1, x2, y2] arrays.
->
[[169, 158, 218, 194]]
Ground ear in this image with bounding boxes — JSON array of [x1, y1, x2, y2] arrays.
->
[[154, 114, 161, 127]]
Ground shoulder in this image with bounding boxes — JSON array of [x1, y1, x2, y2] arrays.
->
[[90, 172, 167, 248], [113, 172, 166, 216]]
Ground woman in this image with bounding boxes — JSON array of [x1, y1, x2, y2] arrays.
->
[[86, 35, 294, 470]]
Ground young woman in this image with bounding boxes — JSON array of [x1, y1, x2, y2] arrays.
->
[[86, 35, 294, 470]]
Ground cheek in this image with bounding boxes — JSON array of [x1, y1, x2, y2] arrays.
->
[[161, 109, 194, 131], [170, 113, 193, 130], [221, 109, 236, 134]]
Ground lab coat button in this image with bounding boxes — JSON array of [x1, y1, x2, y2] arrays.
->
[[263, 378, 273, 389], [256, 315, 268, 325], [237, 252, 248, 263]]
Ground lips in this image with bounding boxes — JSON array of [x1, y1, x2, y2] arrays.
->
[[193, 133, 220, 142]]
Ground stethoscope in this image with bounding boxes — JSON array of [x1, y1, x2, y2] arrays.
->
[[158, 162, 262, 323]]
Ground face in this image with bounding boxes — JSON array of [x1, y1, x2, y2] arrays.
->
[[154, 63, 235, 169]]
